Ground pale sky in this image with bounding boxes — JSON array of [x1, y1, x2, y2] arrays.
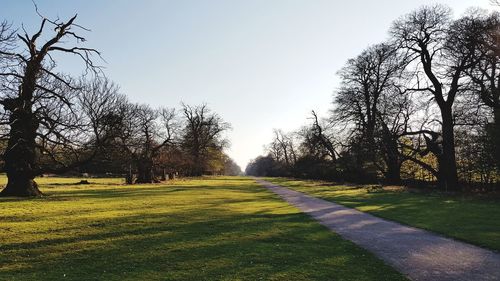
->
[[0, 0, 494, 169]]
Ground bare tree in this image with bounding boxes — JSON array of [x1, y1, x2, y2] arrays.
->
[[0, 13, 111, 196], [391, 5, 481, 190], [118, 103, 177, 183], [299, 110, 338, 162], [35, 77, 124, 172], [334, 42, 406, 182], [271, 129, 297, 167], [180, 104, 230, 176]]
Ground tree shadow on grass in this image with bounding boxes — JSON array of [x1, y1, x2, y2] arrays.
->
[[0, 176, 406, 280], [287, 185, 500, 252], [0, 209, 405, 281]]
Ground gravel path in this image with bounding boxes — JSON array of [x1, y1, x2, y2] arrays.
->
[[256, 179, 500, 281]]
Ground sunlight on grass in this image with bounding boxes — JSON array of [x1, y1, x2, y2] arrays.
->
[[266, 177, 500, 251], [0, 176, 405, 281]]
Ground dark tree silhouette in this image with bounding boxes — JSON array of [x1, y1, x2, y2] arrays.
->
[[0, 13, 112, 196], [245, 155, 282, 177], [334, 43, 406, 182], [391, 5, 481, 190], [247, 5, 499, 190]]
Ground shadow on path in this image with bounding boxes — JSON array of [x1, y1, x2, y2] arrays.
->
[[256, 179, 500, 281]]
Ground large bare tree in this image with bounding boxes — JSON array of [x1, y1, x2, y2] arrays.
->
[[391, 5, 481, 190], [118, 103, 177, 183], [0, 13, 110, 196], [334, 43, 406, 182]]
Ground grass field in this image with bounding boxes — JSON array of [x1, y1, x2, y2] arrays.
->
[[266, 178, 500, 252], [0, 176, 405, 281]]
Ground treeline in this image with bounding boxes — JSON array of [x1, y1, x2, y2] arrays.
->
[[247, 5, 500, 192], [75, 97, 241, 183], [0, 13, 239, 197]]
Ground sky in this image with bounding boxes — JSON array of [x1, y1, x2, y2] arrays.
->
[[0, 0, 494, 169]]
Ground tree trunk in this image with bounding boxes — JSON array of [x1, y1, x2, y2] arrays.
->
[[385, 165, 401, 184], [363, 124, 380, 180], [440, 107, 459, 191], [0, 56, 43, 197], [494, 108, 500, 171], [436, 156, 446, 189], [1, 176, 41, 197], [380, 125, 401, 184], [192, 167, 203, 177], [135, 160, 155, 183], [384, 144, 401, 185], [125, 164, 134, 184], [364, 125, 376, 161], [192, 154, 203, 176], [0, 99, 42, 197]]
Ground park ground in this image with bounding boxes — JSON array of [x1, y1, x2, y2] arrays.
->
[[1, 176, 499, 280], [0, 176, 405, 281]]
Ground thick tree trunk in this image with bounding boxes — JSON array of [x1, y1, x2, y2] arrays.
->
[[385, 166, 401, 184], [440, 107, 459, 191], [380, 127, 401, 184], [384, 148, 401, 184], [1, 54, 43, 197], [160, 169, 167, 181], [0, 98, 42, 197], [135, 160, 156, 183], [192, 154, 204, 176], [1, 177, 41, 197], [135, 157, 161, 184], [192, 167, 203, 177], [363, 124, 380, 180], [364, 125, 376, 161], [136, 169, 153, 183]]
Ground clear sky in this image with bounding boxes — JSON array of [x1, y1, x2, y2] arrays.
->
[[0, 0, 494, 169]]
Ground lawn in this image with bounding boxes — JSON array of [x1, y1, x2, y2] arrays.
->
[[0, 176, 405, 281], [265, 178, 500, 252]]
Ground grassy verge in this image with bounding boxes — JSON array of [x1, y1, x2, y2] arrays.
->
[[0, 176, 405, 281], [265, 177, 500, 252]]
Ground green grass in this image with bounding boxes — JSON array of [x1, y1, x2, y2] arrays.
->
[[265, 177, 500, 252], [0, 176, 405, 281]]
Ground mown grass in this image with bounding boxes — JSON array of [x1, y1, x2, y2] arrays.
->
[[265, 177, 500, 252], [0, 176, 405, 281]]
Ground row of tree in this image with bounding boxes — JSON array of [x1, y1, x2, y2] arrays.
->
[[247, 5, 499, 192], [78, 100, 241, 183], [0, 12, 240, 197]]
